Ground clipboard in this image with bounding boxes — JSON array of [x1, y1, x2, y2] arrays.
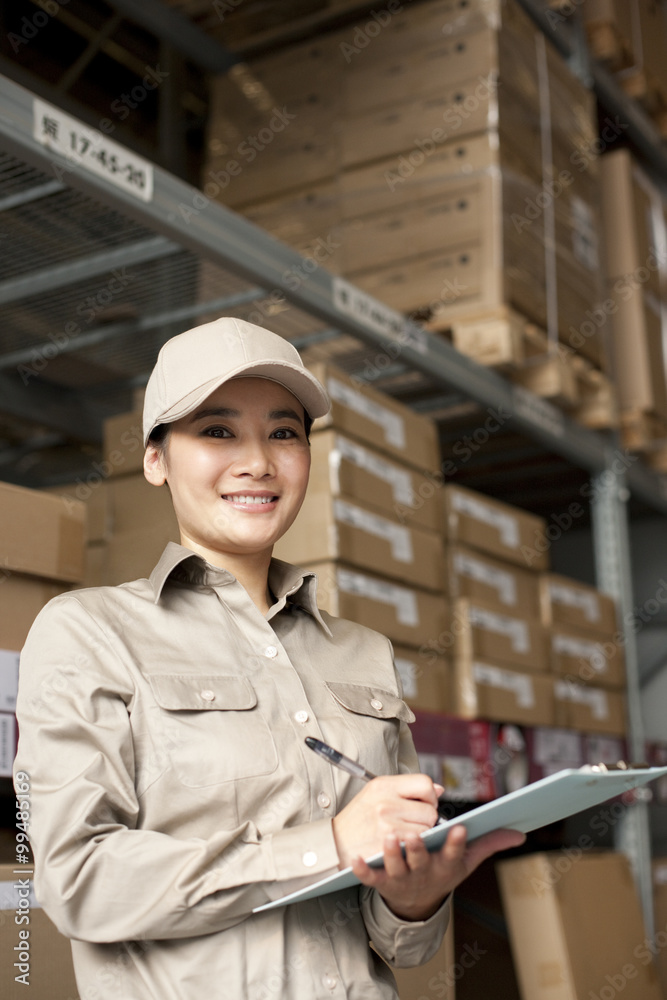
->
[[253, 765, 667, 913]]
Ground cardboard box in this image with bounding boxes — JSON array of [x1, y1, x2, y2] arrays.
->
[[453, 597, 548, 674], [0, 863, 79, 1000], [275, 492, 445, 591], [652, 858, 667, 1000], [0, 482, 85, 583], [0, 711, 16, 777], [553, 678, 627, 736], [304, 561, 449, 649], [392, 644, 451, 714], [308, 429, 443, 531], [444, 484, 548, 571], [447, 543, 541, 618], [497, 851, 664, 1000], [539, 572, 619, 634], [453, 654, 555, 727], [0, 649, 20, 713], [308, 362, 441, 473], [44, 480, 111, 544], [393, 916, 456, 999], [102, 409, 145, 476], [0, 575, 70, 651], [606, 283, 667, 420], [411, 710, 498, 801], [107, 474, 178, 535], [103, 523, 180, 587], [550, 625, 626, 689]]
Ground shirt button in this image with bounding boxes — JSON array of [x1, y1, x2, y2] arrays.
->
[[200, 689, 216, 702], [294, 710, 309, 725], [370, 698, 383, 711], [323, 974, 338, 990], [317, 792, 331, 809], [302, 851, 318, 867], [264, 645, 278, 658]]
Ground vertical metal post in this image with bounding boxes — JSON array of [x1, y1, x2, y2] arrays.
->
[[591, 462, 654, 936]]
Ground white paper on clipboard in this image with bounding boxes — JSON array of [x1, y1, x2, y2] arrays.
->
[[253, 766, 667, 913]]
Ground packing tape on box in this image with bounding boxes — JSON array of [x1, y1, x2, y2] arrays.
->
[[333, 499, 413, 562], [453, 551, 517, 605], [472, 662, 536, 708], [337, 567, 419, 626], [554, 680, 608, 720], [549, 582, 601, 624], [468, 604, 530, 654], [450, 491, 520, 548], [326, 376, 406, 449], [330, 435, 414, 505], [394, 657, 418, 699], [552, 633, 606, 669]]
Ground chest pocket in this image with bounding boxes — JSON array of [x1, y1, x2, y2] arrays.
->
[[147, 674, 278, 787], [326, 682, 415, 776]]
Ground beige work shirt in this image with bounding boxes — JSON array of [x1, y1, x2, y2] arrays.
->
[[15, 542, 448, 1000]]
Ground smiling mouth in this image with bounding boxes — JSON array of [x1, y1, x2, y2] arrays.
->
[[221, 494, 279, 505]]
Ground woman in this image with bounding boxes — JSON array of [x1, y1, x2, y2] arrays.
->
[[15, 317, 523, 999]]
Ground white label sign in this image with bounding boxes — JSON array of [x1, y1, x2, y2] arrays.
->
[[33, 98, 154, 201], [337, 568, 419, 625], [327, 376, 406, 449], [334, 499, 413, 562]]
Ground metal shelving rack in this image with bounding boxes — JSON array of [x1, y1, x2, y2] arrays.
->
[[0, 1, 666, 928]]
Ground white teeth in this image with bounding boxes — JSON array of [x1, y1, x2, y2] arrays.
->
[[225, 495, 275, 504]]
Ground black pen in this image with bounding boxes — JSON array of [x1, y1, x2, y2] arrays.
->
[[305, 736, 451, 822]]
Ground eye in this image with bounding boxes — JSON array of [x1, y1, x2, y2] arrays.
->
[[202, 425, 232, 439], [271, 426, 300, 440]]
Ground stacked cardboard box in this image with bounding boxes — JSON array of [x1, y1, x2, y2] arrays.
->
[[0, 482, 86, 776], [599, 148, 667, 467], [48, 410, 180, 588], [498, 851, 664, 1000], [542, 571, 627, 737], [274, 361, 451, 712], [583, 0, 667, 132], [442, 484, 556, 728], [205, 0, 606, 366]]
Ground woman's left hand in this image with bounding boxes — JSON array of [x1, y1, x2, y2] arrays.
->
[[351, 825, 525, 921]]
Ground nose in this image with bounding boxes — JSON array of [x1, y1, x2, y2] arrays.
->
[[231, 437, 276, 479]]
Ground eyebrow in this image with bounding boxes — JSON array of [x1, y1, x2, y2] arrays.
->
[[189, 406, 304, 424]]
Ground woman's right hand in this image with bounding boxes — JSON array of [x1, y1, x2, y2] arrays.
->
[[331, 774, 443, 869]]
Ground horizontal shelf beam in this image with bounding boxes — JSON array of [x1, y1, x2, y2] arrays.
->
[[0, 73, 666, 513]]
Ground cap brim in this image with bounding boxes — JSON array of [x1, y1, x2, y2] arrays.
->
[[146, 360, 329, 443]]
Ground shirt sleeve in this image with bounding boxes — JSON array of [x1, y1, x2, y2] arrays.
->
[[14, 596, 340, 944], [359, 646, 450, 966]]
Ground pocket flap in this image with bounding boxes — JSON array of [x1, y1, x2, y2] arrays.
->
[[326, 682, 415, 723], [148, 674, 257, 711]]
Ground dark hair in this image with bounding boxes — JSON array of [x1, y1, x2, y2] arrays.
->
[[148, 423, 170, 451]]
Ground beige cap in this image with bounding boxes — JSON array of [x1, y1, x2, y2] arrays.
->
[[143, 317, 330, 445]]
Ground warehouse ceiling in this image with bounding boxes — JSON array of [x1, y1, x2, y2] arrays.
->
[[0, 0, 663, 526]]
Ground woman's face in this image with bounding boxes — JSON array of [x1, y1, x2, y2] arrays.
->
[[146, 376, 311, 560]]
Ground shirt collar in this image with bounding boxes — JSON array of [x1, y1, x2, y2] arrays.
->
[[149, 542, 332, 636]]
